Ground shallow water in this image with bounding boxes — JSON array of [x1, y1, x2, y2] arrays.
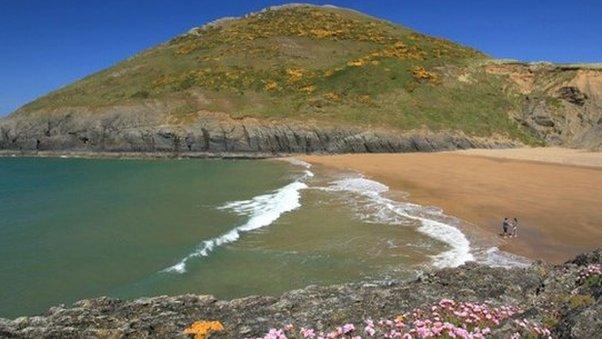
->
[[0, 156, 498, 318]]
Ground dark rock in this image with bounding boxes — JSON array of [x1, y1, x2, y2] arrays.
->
[[568, 249, 601, 266], [0, 111, 521, 155], [533, 115, 555, 127], [556, 303, 602, 339], [557, 86, 587, 106]]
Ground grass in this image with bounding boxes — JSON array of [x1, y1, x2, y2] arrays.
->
[[16, 5, 538, 143]]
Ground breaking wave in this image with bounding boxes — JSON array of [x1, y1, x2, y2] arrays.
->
[[163, 161, 312, 273], [324, 177, 475, 268], [163, 159, 527, 274]]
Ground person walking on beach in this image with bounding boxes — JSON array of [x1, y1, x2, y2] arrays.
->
[[512, 218, 519, 237], [501, 217, 510, 237]]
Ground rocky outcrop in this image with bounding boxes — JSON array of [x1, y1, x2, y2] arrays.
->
[[557, 86, 588, 106], [1, 250, 599, 338], [0, 109, 520, 156], [485, 63, 602, 150]]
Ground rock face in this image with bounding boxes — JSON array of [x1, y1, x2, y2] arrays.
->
[[0, 110, 520, 155], [557, 86, 588, 106], [0, 250, 599, 338], [485, 64, 602, 150]]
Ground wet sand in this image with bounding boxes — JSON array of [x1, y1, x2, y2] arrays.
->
[[301, 148, 602, 263]]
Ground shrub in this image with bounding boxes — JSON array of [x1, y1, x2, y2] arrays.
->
[[130, 90, 150, 99]]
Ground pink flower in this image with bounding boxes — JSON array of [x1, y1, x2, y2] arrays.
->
[[364, 326, 376, 336], [342, 324, 355, 334], [431, 325, 443, 335], [440, 298, 455, 305], [263, 328, 287, 339], [300, 327, 315, 338], [386, 330, 401, 338]]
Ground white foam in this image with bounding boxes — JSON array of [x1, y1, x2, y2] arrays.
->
[[281, 158, 312, 169], [326, 177, 474, 268], [416, 219, 473, 268], [329, 177, 389, 195], [480, 247, 531, 268], [163, 180, 307, 274]]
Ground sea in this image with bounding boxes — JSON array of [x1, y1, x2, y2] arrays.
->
[[0, 156, 528, 318]]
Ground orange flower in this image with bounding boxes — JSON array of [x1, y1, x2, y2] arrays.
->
[[183, 320, 224, 339]]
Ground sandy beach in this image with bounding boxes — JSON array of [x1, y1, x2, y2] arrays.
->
[[301, 148, 602, 263]]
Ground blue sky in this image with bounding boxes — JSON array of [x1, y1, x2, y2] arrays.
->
[[1, 0, 601, 116]]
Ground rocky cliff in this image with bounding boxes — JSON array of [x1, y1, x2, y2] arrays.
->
[[0, 109, 521, 155], [1, 250, 600, 338], [485, 62, 602, 150]]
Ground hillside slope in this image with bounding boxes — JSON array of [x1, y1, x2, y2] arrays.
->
[[1, 4, 600, 154]]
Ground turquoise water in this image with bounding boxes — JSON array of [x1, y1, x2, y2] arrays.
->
[[0, 157, 451, 318]]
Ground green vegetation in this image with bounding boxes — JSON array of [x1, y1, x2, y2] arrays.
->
[[584, 274, 602, 289], [567, 294, 595, 310], [18, 5, 537, 143]]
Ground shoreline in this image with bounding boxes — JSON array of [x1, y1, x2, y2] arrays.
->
[[300, 148, 602, 263], [0, 149, 281, 160], [3, 147, 600, 263]]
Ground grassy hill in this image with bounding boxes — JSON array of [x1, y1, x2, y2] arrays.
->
[[15, 4, 538, 143]]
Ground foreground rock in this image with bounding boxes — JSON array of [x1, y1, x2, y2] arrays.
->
[[0, 250, 599, 338]]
